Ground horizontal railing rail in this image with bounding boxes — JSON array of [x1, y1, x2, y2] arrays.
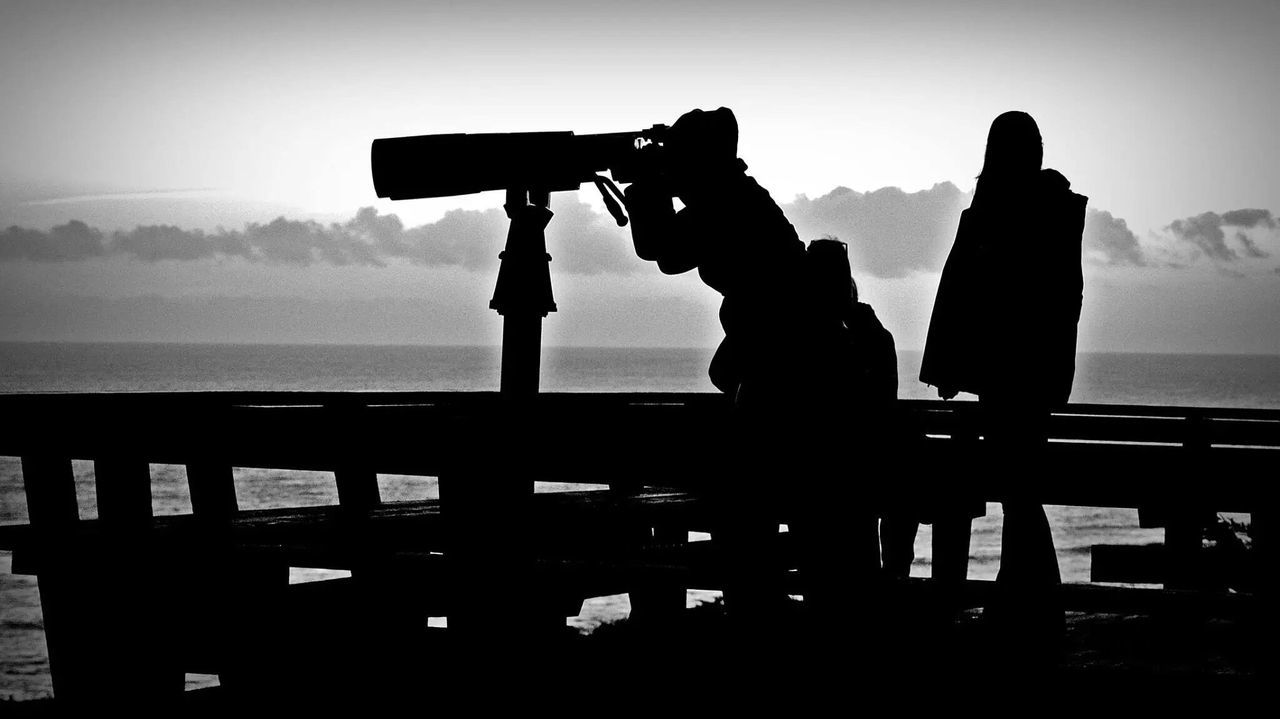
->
[[2, 393, 1274, 505]]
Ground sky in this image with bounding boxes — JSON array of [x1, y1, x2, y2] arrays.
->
[[1, 0, 1278, 352]]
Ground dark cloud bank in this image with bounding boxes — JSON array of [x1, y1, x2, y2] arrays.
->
[[3, 186, 1270, 277], [1166, 209, 1275, 262], [0, 196, 643, 274]]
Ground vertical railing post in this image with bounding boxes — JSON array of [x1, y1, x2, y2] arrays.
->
[[1253, 505, 1273, 672], [934, 404, 977, 596], [625, 518, 688, 624], [21, 455, 83, 701], [93, 454, 186, 703], [186, 454, 244, 689], [329, 400, 382, 514], [329, 399, 382, 576], [1165, 413, 1211, 589], [183, 405, 287, 695], [187, 461, 238, 525]]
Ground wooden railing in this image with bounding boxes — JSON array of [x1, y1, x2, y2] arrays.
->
[[0, 392, 1275, 701]]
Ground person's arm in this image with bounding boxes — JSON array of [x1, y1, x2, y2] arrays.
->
[[1046, 192, 1088, 406], [848, 302, 900, 404], [879, 326, 899, 404], [625, 181, 699, 275], [920, 209, 979, 400]]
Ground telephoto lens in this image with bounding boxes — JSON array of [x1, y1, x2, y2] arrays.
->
[[371, 131, 580, 200], [371, 125, 668, 201]]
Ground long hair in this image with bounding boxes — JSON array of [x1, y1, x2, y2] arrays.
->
[[976, 111, 1043, 194]]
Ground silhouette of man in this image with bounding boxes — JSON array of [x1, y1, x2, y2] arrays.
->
[[625, 107, 813, 627], [920, 110, 1086, 660]]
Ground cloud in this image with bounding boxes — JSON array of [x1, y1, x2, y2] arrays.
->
[[546, 197, 642, 275], [0, 196, 641, 274], [783, 182, 969, 278], [113, 224, 250, 262], [21, 188, 222, 205], [391, 198, 641, 274], [1221, 208, 1276, 229], [1168, 212, 1237, 261], [397, 207, 509, 271], [1235, 232, 1269, 259], [1083, 209, 1145, 266], [12, 188, 1272, 281], [783, 183, 1158, 275], [1166, 209, 1276, 262], [1, 221, 106, 261]]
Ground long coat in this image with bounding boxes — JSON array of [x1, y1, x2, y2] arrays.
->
[[920, 169, 1086, 408]]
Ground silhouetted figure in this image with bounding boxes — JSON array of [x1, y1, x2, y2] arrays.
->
[[625, 107, 815, 629], [803, 238, 898, 414], [790, 238, 894, 630], [920, 111, 1086, 661], [880, 343, 984, 590]]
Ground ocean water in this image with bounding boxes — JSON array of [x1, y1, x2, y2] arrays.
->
[[3, 342, 1279, 405], [1, 343, 1277, 700]]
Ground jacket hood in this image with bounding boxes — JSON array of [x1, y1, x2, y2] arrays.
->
[[1041, 168, 1071, 192]]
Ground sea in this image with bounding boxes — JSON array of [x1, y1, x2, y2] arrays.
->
[[1, 342, 1277, 700]]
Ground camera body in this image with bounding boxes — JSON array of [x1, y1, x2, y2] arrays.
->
[[371, 125, 669, 200]]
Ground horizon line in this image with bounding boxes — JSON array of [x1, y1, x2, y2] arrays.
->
[[1, 339, 1278, 358]]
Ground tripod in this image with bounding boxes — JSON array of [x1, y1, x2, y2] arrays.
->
[[489, 187, 557, 397], [440, 186, 567, 646]]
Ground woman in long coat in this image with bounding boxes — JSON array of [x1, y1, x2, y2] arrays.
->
[[920, 110, 1086, 653]]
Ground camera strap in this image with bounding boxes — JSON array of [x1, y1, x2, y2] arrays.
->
[[593, 175, 630, 227]]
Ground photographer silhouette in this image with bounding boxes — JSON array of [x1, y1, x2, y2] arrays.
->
[[627, 107, 809, 402], [625, 108, 858, 636]]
